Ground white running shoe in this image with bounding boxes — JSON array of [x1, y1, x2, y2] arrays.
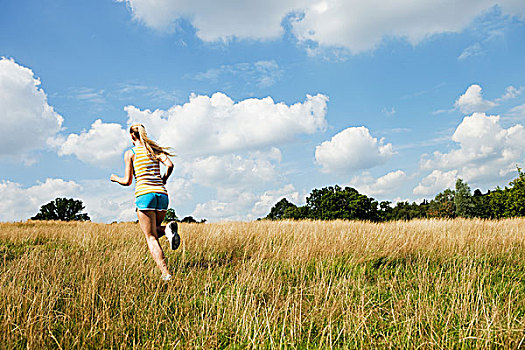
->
[[165, 221, 180, 250], [161, 273, 172, 281]]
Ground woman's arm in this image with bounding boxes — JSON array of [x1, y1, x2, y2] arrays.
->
[[158, 153, 174, 185], [110, 150, 133, 186]]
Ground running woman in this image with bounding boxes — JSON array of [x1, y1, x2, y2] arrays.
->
[[110, 123, 180, 281]]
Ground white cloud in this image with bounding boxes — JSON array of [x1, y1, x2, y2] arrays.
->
[[192, 184, 299, 222], [500, 0, 525, 17], [173, 148, 281, 219], [117, 0, 525, 54], [117, 0, 304, 40], [251, 184, 300, 217], [0, 178, 138, 223], [165, 177, 193, 208], [349, 170, 408, 196], [191, 190, 257, 222], [292, 0, 497, 53], [421, 112, 525, 184], [0, 178, 82, 222], [413, 170, 458, 196], [171, 148, 284, 221], [55, 119, 129, 168], [496, 86, 523, 102], [182, 150, 280, 190], [78, 180, 137, 222], [315, 127, 394, 174], [0, 58, 63, 161], [454, 84, 497, 114], [125, 92, 328, 157]]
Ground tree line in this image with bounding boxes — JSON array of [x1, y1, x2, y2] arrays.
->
[[28, 168, 525, 222], [265, 168, 525, 221]]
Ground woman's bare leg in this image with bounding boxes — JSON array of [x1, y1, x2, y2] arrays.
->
[[137, 210, 170, 276]]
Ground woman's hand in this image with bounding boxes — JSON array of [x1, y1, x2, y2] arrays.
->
[[159, 154, 174, 185], [111, 151, 134, 186]]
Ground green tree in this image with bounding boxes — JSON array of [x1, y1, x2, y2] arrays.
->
[[265, 198, 297, 220], [471, 189, 492, 218], [282, 205, 310, 220], [502, 167, 525, 217], [390, 201, 428, 220], [164, 208, 178, 222], [378, 201, 393, 221], [31, 197, 90, 221], [486, 168, 525, 218], [305, 185, 379, 221], [454, 178, 474, 218], [427, 189, 455, 218], [181, 216, 197, 223], [488, 187, 507, 218]]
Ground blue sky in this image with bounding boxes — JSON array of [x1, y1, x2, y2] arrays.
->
[[1, 0, 525, 222]]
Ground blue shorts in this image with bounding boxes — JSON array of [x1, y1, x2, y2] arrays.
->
[[135, 192, 169, 211]]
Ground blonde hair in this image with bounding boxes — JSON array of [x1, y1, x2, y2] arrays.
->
[[129, 123, 174, 159]]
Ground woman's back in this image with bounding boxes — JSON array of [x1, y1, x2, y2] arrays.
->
[[132, 145, 167, 198]]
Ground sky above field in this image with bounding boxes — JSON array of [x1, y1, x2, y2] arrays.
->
[[1, 0, 525, 222]]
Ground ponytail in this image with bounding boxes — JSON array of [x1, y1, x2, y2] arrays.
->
[[129, 123, 174, 159]]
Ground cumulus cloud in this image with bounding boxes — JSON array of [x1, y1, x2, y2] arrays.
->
[[117, 0, 525, 53], [192, 184, 299, 222], [55, 119, 129, 168], [500, 0, 525, 17], [182, 149, 281, 190], [125, 92, 328, 157], [78, 180, 137, 222], [251, 184, 301, 216], [496, 86, 523, 102], [454, 84, 497, 114], [349, 170, 408, 196], [172, 148, 294, 222], [165, 177, 193, 207], [421, 112, 525, 184], [315, 127, 394, 174], [191, 190, 257, 222], [0, 58, 63, 162], [413, 170, 458, 196], [173, 148, 282, 220], [292, 0, 503, 53], [0, 178, 81, 221], [0, 178, 137, 223], [116, 0, 304, 40]]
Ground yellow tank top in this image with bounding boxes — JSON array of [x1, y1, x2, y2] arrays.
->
[[132, 146, 168, 198]]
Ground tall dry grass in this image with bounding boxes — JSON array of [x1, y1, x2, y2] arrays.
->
[[1, 219, 525, 349]]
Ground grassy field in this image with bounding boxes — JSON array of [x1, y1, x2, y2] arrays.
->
[[1, 219, 525, 349]]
